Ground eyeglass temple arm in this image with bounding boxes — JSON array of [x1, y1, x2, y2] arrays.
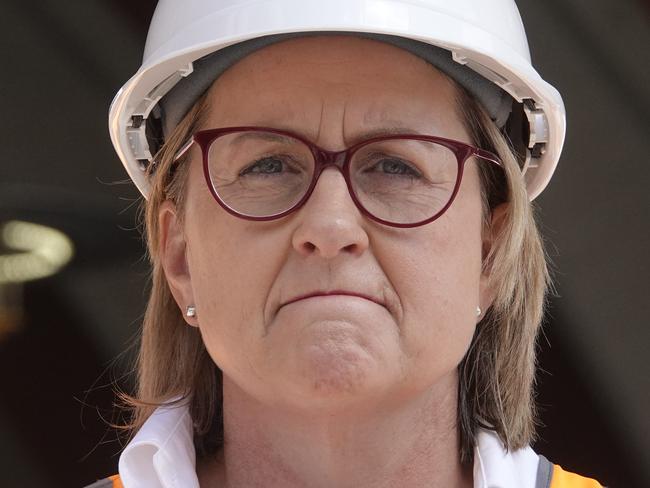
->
[[173, 137, 196, 162], [474, 148, 503, 167]]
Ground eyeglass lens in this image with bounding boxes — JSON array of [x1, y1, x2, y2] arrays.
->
[[207, 130, 459, 225]]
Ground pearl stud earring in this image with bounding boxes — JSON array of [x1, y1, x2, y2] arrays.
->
[[186, 306, 196, 318], [476, 306, 482, 317]]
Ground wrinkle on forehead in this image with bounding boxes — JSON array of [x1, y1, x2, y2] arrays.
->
[[230, 98, 443, 149], [202, 36, 462, 147]]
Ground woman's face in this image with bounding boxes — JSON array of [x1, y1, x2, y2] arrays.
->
[[161, 36, 493, 412]]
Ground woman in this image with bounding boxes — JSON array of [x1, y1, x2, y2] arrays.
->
[[92, 1, 603, 487]]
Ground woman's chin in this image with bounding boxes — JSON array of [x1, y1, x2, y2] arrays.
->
[[272, 323, 399, 411]]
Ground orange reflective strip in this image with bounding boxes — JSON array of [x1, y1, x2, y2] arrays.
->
[[550, 464, 603, 488], [109, 474, 124, 488]]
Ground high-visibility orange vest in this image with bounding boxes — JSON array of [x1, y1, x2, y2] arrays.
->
[[84, 474, 123, 487], [85, 463, 603, 488], [536, 455, 604, 488]]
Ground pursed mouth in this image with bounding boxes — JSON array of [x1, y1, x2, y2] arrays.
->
[[281, 290, 385, 309]]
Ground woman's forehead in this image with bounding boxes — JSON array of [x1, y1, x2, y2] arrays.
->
[[203, 36, 460, 140]]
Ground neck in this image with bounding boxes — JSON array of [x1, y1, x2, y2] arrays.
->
[[203, 373, 473, 488]]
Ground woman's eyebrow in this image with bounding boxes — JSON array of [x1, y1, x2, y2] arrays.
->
[[226, 124, 428, 146], [229, 131, 294, 145], [343, 125, 427, 146], [354, 126, 425, 140]]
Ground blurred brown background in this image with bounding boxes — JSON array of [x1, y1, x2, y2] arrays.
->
[[0, 1, 648, 486]]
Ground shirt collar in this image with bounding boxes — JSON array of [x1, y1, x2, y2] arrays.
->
[[119, 400, 199, 488], [119, 403, 540, 488], [473, 428, 539, 488]]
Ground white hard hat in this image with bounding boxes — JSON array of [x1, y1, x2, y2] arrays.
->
[[108, 0, 566, 201]]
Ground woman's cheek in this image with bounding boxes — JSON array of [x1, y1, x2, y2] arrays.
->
[[390, 222, 480, 377]]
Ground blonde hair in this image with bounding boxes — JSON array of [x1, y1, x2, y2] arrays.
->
[[118, 85, 550, 463]]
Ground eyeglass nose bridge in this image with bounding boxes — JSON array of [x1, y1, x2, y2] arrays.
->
[[307, 146, 357, 203], [301, 145, 359, 213], [312, 146, 349, 174]]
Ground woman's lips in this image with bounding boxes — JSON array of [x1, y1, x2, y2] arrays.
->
[[281, 290, 384, 308]]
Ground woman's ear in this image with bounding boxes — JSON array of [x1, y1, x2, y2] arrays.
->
[[478, 202, 508, 316], [158, 200, 198, 327]]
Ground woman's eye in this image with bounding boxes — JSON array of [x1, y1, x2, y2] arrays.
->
[[369, 158, 421, 177], [241, 157, 286, 175]]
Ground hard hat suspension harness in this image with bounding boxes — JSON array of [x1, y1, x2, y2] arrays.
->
[[126, 32, 547, 178]]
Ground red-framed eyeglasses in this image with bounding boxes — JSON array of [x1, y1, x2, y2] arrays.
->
[[172, 126, 503, 228]]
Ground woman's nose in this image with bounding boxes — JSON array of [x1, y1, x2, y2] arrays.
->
[[291, 166, 369, 259]]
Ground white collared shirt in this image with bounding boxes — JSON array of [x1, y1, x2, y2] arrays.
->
[[118, 403, 541, 488]]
